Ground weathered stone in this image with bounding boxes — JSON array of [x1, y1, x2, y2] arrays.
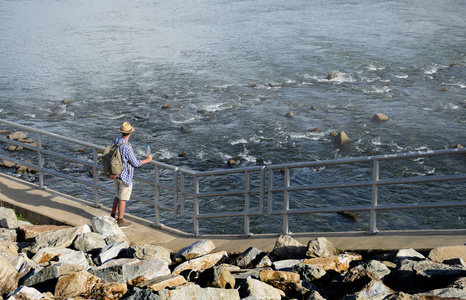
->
[[270, 234, 307, 259], [285, 112, 295, 118], [442, 257, 466, 267], [172, 250, 228, 275], [174, 240, 216, 261], [306, 237, 339, 258], [32, 247, 89, 269], [0, 207, 18, 229], [396, 248, 425, 261], [73, 232, 107, 253], [333, 131, 352, 146], [196, 266, 236, 289], [126, 244, 172, 264], [290, 263, 326, 281], [259, 269, 300, 291], [301, 253, 363, 273], [23, 263, 84, 287], [90, 281, 128, 300], [230, 267, 270, 282], [7, 131, 28, 141], [1, 159, 16, 168], [428, 245, 466, 263], [128, 259, 171, 284], [6, 253, 37, 278], [0, 256, 20, 295], [6, 286, 44, 300], [326, 72, 338, 80], [416, 286, 466, 299], [257, 255, 273, 268], [97, 241, 129, 265], [91, 215, 125, 239], [30, 224, 91, 254], [18, 224, 70, 241], [272, 259, 302, 271], [135, 274, 187, 292], [54, 270, 102, 299], [371, 113, 390, 122], [352, 259, 391, 280], [158, 283, 240, 300], [0, 240, 19, 257], [120, 287, 161, 300], [238, 276, 285, 300], [90, 262, 144, 284], [235, 246, 268, 268]]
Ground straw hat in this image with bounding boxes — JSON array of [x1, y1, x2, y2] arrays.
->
[[119, 121, 135, 134]]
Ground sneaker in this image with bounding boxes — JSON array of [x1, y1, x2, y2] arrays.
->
[[117, 219, 132, 228]]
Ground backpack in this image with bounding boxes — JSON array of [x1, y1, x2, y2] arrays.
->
[[102, 141, 128, 178]]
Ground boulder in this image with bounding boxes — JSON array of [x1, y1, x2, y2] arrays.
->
[[32, 247, 89, 269], [0, 207, 18, 229], [90, 281, 128, 300], [259, 269, 301, 291], [1, 228, 17, 243], [238, 276, 285, 300], [54, 270, 102, 299], [96, 240, 129, 265], [73, 232, 107, 253], [306, 237, 339, 258], [89, 261, 146, 284], [326, 72, 338, 80], [0, 256, 20, 295], [5, 253, 37, 278], [18, 224, 71, 241], [270, 234, 307, 259], [301, 253, 363, 273], [428, 245, 466, 263], [158, 284, 240, 299], [235, 246, 268, 268], [134, 274, 187, 292], [172, 251, 228, 275], [272, 259, 302, 271], [0, 240, 19, 257], [23, 263, 84, 288], [7, 131, 28, 141], [290, 263, 326, 281], [6, 286, 44, 300], [352, 259, 391, 280], [333, 131, 352, 146], [196, 266, 236, 289], [174, 240, 215, 261], [285, 112, 295, 118], [126, 244, 172, 264], [29, 224, 91, 254], [90, 215, 125, 239], [119, 287, 161, 300], [396, 248, 425, 261], [371, 113, 390, 122]]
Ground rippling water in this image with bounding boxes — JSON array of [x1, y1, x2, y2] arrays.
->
[[0, 0, 465, 234]]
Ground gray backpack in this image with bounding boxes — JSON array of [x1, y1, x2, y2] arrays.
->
[[102, 141, 127, 178]]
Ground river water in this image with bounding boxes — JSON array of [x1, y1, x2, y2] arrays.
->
[[0, 0, 465, 234]]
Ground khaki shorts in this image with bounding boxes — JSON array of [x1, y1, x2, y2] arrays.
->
[[114, 179, 133, 201]]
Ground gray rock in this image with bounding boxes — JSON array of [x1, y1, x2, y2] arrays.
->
[[172, 251, 228, 275], [73, 232, 107, 253], [158, 284, 240, 300], [0, 240, 19, 258], [235, 246, 267, 268], [306, 237, 339, 258], [290, 263, 326, 281], [89, 262, 145, 284], [230, 267, 270, 282], [196, 266, 236, 289], [120, 287, 161, 300], [29, 224, 91, 254], [174, 240, 215, 261], [396, 248, 425, 261], [273, 259, 302, 271], [5, 253, 38, 278], [97, 241, 129, 265], [23, 263, 83, 287], [0, 207, 18, 229], [0, 256, 20, 296], [32, 247, 89, 270], [416, 287, 466, 299], [333, 131, 352, 146], [352, 260, 391, 280], [90, 215, 125, 239], [270, 234, 307, 259], [126, 244, 172, 264], [129, 259, 171, 283], [371, 113, 390, 122], [6, 286, 43, 300], [237, 276, 285, 300]]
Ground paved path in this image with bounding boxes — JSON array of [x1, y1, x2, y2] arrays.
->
[[1, 173, 464, 253]]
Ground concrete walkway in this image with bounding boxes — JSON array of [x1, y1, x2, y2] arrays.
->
[[1, 173, 465, 253]]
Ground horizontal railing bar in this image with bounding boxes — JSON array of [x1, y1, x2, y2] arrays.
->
[[270, 180, 373, 192], [196, 211, 263, 219], [180, 165, 265, 177], [130, 195, 155, 206], [376, 174, 466, 185], [268, 205, 372, 215], [195, 188, 263, 198], [375, 201, 466, 210]]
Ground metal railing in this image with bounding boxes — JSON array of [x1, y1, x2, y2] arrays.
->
[[1, 119, 465, 236]]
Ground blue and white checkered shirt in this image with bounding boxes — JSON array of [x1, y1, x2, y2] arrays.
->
[[114, 137, 141, 186]]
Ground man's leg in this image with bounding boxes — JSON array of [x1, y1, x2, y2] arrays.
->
[[111, 197, 119, 218], [118, 200, 127, 219]]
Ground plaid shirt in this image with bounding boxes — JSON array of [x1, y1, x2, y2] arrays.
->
[[114, 137, 141, 186]]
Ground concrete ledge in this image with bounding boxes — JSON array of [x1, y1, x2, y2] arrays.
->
[[1, 172, 465, 253]]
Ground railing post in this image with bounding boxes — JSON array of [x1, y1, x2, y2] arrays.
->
[[283, 167, 290, 235], [154, 164, 160, 227], [180, 172, 185, 213], [92, 148, 100, 207], [259, 166, 265, 215], [267, 168, 273, 215], [36, 133, 45, 190], [244, 171, 250, 236], [173, 167, 179, 213], [193, 175, 199, 236], [369, 159, 380, 234]]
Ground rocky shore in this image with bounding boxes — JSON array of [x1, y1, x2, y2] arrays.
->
[[1, 207, 465, 300]]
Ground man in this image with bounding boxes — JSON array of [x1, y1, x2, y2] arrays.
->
[[111, 121, 152, 227]]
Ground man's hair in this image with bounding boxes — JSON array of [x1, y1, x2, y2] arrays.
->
[[122, 132, 131, 137]]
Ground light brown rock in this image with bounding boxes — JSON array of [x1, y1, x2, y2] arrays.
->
[[301, 253, 363, 273], [54, 270, 102, 299], [136, 274, 187, 291], [172, 251, 228, 275], [428, 245, 466, 263], [259, 270, 300, 290]]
